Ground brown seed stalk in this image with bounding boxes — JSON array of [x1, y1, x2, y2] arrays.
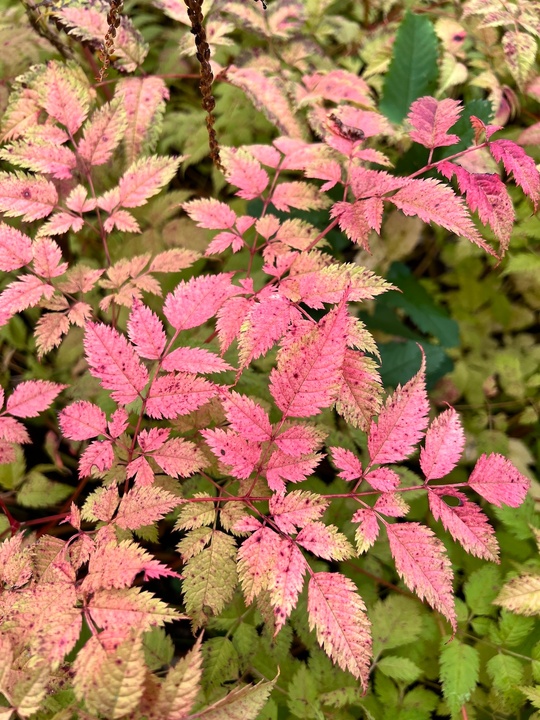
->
[[98, 0, 123, 82], [184, 0, 224, 171]]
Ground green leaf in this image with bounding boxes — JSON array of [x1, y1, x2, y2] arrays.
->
[[371, 596, 424, 654], [232, 623, 259, 668], [384, 263, 459, 348], [142, 627, 174, 671], [439, 640, 479, 715], [520, 685, 540, 709], [203, 637, 239, 689], [464, 565, 502, 616], [17, 471, 72, 508], [287, 665, 324, 719], [319, 687, 363, 708], [182, 530, 238, 626], [197, 677, 277, 720], [400, 686, 439, 720], [493, 495, 540, 540], [378, 656, 422, 684], [490, 610, 535, 647], [486, 654, 524, 693], [0, 445, 25, 490], [380, 12, 439, 123], [377, 340, 451, 389]]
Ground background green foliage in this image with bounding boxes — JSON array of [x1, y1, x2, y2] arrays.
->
[[0, 0, 539, 717]]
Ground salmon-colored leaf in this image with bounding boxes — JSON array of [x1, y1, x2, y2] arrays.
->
[[84, 322, 149, 405], [308, 572, 371, 686], [386, 522, 456, 630], [468, 453, 530, 507]]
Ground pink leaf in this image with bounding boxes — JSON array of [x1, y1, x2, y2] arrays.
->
[[127, 298, 166, 360], [163, 273, 239, 332], [373, 492, 409, 517], [138, 427, 169, 453], [0, 139, 77, 179], [350, 167, 405, 199], [222, 147, 269, 200], [6, 380, 65, 418], [108, 408, 129, 438], [216, 296, 253, 353], [364, 468, 400, 492], [274, 424, 325, 457], [280, 263, 391, 309], [39, 61, 89, 134], [335, 350, 383, 431], [270, 301, 349, 418], [367, 353, 429, 466], [0, 275, 54, 327], [79, 440, 115, 478], [118, 156, 181, 208], [428, 488, 499, 562], [0, 223, 33, 271], [388, 179, 496, 255], [78, 100, 127, 166], [221, 391, 272, 441], [407, 97, 462, 149], [270, 490, 329, 534], [81, 539, 178, 592], [489, 139, 540, 209], [149, 248, 199, 274], [468, 453, 530, 507], [0, 172, 58, 221], [420, 408, 465, 481], [103, 209, 141, 233], [32, 238, 68, 279], [301, 70, 374, 107], [0, 416, 30, 443], [202, 428, 261, 479], [37, 211, 85, 236], [331, 200, 375, 248], [145, 373, 216, 419], [437, 162, 514, 249], [271, 182, 329, 212], [59, 400, 107, 440], [265, 448, 322, 493], [330, 447, 363, 481], [82, 484, 119, 522], [305, 159, 343, 191], [68, 302, 92, 327], [386, 522, 456, 630], [308, 572, 371, 686], [84, 322, 149, 405], [183, 198, 237, 229], [65, 185, 97, 213], [115, 486, 179, 529], [237, 527, 279, 603], [162, 347, 233, 374], [150, 437, 206, 478], [269, 537, 306, 633], [127, 456, 155, 486], [238, 292, 300, 367], [116, 77, 169, 163], [296, 522, 353, 560], [351, 509, 379, 553], [206, 230, 245, 255], [245, 144, 282, 168]]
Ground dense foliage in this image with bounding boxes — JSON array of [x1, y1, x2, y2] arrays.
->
[[0, 0, 539, 718]]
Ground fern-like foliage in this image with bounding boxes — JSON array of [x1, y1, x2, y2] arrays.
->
[[0, 14, 537, 718]]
